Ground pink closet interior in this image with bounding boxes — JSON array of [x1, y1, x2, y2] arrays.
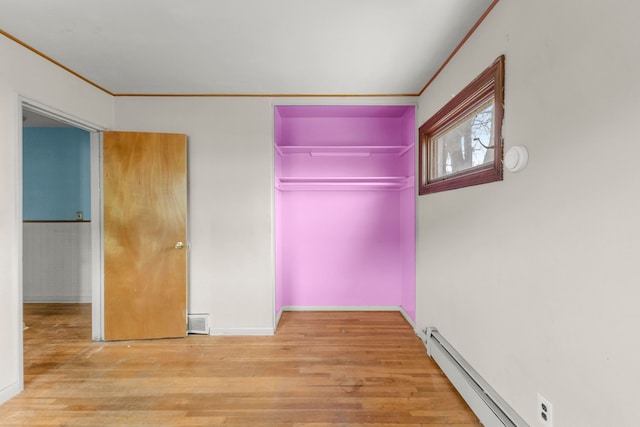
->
[[275, 105, 415, 321]]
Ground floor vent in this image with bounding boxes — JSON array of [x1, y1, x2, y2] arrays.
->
[[425, 327, 528, 427], [187, 314, 210, 335]]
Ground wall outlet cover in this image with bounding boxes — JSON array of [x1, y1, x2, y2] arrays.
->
[[537, 393, 553, 427]]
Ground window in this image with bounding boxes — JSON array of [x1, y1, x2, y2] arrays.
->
[[419, 55, 505, 195]]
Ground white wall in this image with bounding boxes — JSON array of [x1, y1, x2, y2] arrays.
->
[[115, 97, 275, 334], [114, 96, 414, 334], [416, 1, 640, 425], [0, 35, 113, 403], [23, 223, 92, 303]]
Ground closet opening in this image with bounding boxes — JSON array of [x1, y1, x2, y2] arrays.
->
[[274, 105, 416, 325]]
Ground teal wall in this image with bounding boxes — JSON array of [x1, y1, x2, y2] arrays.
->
[[23, 127, 91, 221]]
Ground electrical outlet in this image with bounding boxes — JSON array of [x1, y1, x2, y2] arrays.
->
[[76, 211, 83, 221], [537, 393, 553, 426]]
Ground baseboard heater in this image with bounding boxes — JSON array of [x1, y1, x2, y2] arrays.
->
[[425, 327, 528, 427]]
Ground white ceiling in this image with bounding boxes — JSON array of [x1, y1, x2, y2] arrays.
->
[[0, 0, 495, 96]]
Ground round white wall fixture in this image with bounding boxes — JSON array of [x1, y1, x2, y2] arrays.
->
[[504, 145, 528, 173]]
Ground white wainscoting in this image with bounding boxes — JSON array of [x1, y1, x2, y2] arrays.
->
[[23, 222, 91, 303]]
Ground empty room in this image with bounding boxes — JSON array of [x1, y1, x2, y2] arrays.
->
[[0, 1, 638, 426]]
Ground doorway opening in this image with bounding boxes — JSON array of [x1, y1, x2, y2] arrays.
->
[[22, 110, 92, 304], [19, 98, 104, 391]]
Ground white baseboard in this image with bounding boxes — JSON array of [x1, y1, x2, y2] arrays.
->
[[0, 381, 22, 406], [398, 306, 416, 328], [282, 305, 403, 312], [210, 327, 274, 336]]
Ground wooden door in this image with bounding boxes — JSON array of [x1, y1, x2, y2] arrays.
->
[[103, 131, 188, 341]]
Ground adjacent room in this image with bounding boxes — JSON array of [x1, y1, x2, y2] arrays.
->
[[1, 1, 638, 426], [22, 113, 92, 304]]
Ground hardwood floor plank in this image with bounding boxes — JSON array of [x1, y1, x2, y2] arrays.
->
[[0, 304, 481, 426]]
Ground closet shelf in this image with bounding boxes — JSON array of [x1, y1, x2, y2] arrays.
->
[[276, 176, 414, 191], [275, 145, 414, 157]]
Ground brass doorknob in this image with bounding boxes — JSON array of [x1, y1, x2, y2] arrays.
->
[[175, 242, 184, 249]]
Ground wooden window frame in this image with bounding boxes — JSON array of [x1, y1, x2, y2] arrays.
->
[[419, 55, 505, 195]]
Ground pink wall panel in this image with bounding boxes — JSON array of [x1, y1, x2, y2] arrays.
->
[[400, 187, 416, 319], [274, 121, 284, 315], [279, 191, 402, 307], [280, 117, 404, 146], [276, 105, 410, 146], [400, 109, 416, 319]]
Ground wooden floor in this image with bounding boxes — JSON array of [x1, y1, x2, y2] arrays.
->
[[0, 304, 481, 426]]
